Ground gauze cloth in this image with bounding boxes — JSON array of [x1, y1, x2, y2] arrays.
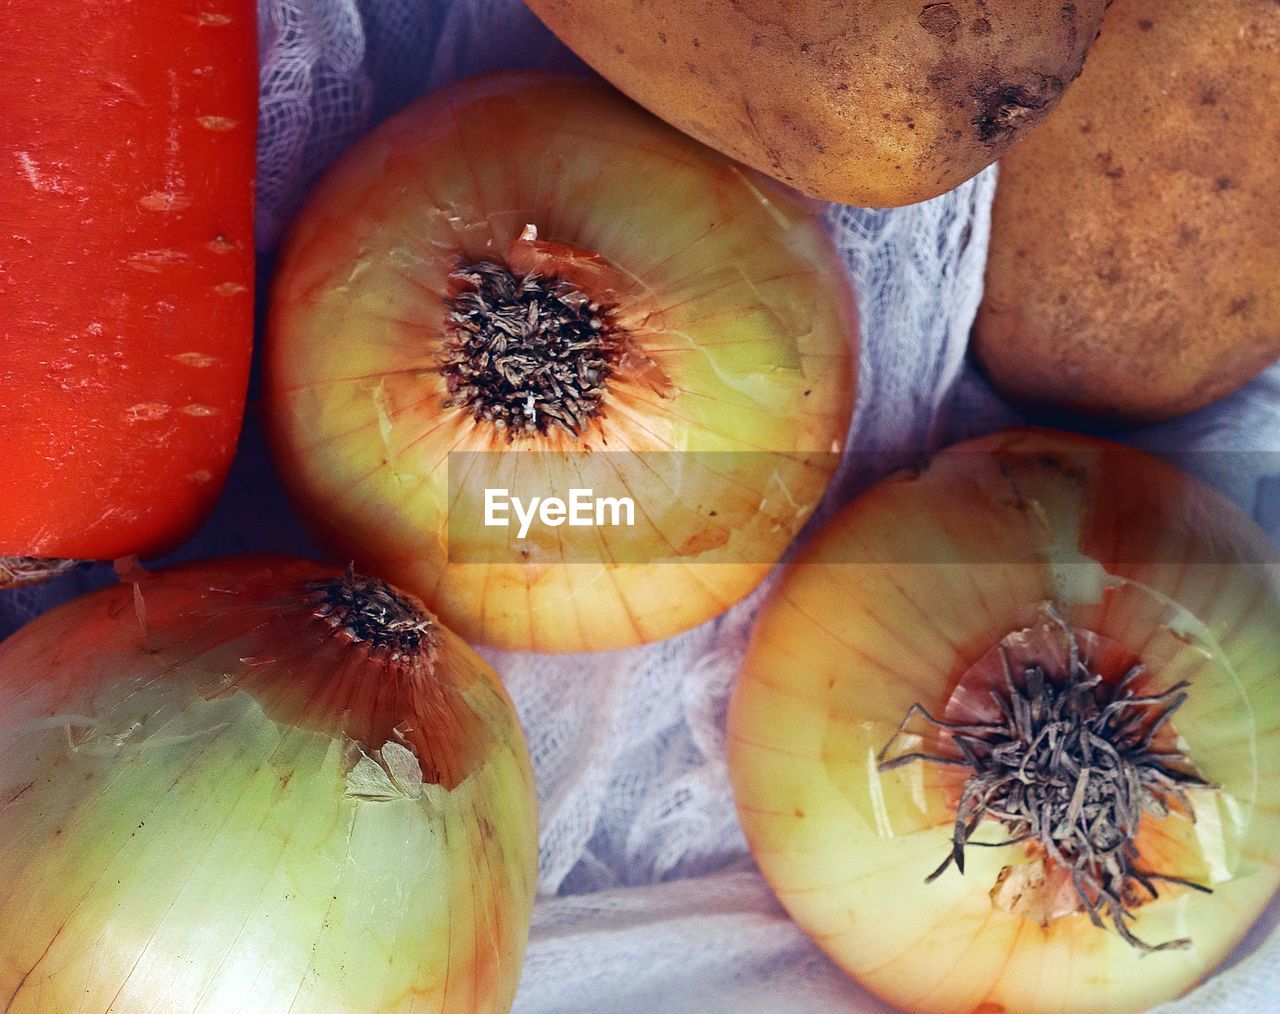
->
[[5, 1, 1279, 1010]]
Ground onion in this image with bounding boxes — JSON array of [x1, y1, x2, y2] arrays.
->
[[729, 429, 1280, 1013], [0, 557, 537, 1012], [266, 71, 856, 653]]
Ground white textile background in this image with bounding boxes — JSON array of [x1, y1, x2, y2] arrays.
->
[[5, 1, 1280, 1010]]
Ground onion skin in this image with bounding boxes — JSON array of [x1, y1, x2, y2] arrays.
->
[[0, 558, 537, 1012], [728, 429, 1280, 1013], [0, 557, 83, 589], [266, 71, 856, 653]]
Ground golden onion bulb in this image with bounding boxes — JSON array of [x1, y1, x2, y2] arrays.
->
[[0, 557, 537, 1012], [729, 429, 1280, 1013], [266, 71, 856, 653]]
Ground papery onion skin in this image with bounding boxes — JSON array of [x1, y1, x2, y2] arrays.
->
[[0, 557, 83, 588], [728, 429, 1280, 1014], [265, 71, 856, 653], [0, 557, 537, 1013]]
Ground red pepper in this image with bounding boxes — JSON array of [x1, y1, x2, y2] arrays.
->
[[0, 1, 256, 560]]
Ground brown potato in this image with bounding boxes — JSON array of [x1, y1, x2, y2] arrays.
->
[[525, 0, 1106, 207], [976, 0, 1280, 422]]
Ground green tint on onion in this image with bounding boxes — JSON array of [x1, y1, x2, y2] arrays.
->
[[0, 558, 537, 1012]]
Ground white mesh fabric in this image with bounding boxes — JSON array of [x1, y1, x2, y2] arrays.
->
[[256, 0, 370, 247], [256, 0, 585, 247], [4, 1, 1279, 1009]]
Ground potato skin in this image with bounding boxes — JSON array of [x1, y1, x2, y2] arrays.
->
[[525, 0, 1106, 207], [976, 0, 1280, 422]]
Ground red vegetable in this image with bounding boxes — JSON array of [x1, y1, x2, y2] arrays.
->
[[0, 1, 256, 564]]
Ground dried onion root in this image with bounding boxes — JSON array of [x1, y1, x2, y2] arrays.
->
[[266, 71, 856, 652], [729, 429, 1280, 1014], [0, 557, 537, 1011]]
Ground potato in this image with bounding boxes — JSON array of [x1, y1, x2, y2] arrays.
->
[[976, 0, 1280, 422], [524, 0, 1106, 207]]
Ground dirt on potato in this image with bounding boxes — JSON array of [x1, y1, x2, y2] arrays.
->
[[976, 0, 1280, 422], [525, 0, 1107, 207]]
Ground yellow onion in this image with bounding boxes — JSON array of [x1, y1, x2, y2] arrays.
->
[[0, 557, 537, 1012], [729, 429, 1280, 1013], [266, 70, 856, 653]]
